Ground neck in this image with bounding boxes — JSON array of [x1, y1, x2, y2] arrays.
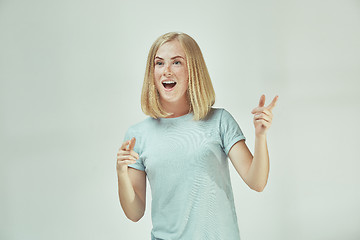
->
[[161, 99, 190, 118]]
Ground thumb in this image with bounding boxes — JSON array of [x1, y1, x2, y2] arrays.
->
[[258, 94, 265, 107]]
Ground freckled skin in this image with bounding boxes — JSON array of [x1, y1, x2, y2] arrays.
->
[[154, 40, 189, 116]]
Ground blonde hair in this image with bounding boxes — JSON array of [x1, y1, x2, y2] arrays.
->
[[141, 32, 215, 120]]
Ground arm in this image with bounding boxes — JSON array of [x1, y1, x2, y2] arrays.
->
[[117, 138, 146, 222], [117, 168, 146, 222], [228, 136, 269, 192], [228, 95, 278, 192]]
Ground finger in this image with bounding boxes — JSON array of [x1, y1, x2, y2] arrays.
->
[[117, 150, 139, 160], [256, 109, 273, 121], [252, 107, 273, 117], [258, 94, 266, 107], [254, 114, 271, 123], [117, 154, 137, 161], [117, 150, 132, 157], [118, 155, 137, 161], [251, 106, 265, 114], [121, 140, 130, 151], [119, 160, 137, 165], [127, 137, 136, 151], [266, 95, 279, 111], [262, 108, 273, 118], [254, 112, 271, 120], [118, 150, 129, 156], [130, 150, 140, 159]]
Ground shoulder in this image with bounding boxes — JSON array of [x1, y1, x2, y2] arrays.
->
[[125, 117, 156, 136], [205, 107, 233, 121], [201, 108, 237, 130], [207, 108, 240, 131]]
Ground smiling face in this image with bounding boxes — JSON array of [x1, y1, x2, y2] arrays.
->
[[154, 40, 189, 109]]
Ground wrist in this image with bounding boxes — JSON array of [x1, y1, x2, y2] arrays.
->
[[117, 168, 129, 179], [255, 133, 267, 139]]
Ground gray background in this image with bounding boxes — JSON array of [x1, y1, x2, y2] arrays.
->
[[1, 0, 359, 239]]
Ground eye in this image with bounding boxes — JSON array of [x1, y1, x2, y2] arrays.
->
[[174, 61, 181, 65], [155, 61, 163, 66]]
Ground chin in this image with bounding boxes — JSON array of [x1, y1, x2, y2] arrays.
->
[[160, 96, 185, 104]]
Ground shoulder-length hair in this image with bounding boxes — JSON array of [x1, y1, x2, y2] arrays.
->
[[141, 32, 215, 120]]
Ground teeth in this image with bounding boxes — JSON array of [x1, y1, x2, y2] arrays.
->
[[163, 81, 175, 84]]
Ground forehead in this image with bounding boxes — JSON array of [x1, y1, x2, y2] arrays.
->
[[155, 40, 186, 58]]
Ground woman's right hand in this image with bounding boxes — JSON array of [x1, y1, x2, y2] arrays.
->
[[116, 137, 139, 174]]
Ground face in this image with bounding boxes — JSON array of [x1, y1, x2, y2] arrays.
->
[[154, 40, 189, 107]]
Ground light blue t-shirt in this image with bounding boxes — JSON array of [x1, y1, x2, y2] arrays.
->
[[124, 108, 246, 240]]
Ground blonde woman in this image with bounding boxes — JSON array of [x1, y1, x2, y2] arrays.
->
[[116, 32, 278, 240]]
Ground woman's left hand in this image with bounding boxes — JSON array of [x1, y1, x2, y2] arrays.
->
[[251, 95, 279, 136]]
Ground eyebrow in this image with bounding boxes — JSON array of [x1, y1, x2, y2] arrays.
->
[[155, 56, 185, 60]]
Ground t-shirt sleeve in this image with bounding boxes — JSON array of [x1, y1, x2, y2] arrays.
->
[[123, 127, 145, 171], [220, 109, 246, 156]]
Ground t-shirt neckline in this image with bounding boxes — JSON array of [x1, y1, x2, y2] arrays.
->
[[158, 112, 193, 122]]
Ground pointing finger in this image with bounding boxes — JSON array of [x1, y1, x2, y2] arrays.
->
[[266, 95, 279, 111], [121, 140, 130, 151], [128, 137, 136, 151]]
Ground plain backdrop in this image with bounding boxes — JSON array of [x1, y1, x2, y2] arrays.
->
[[1, 0, 359, 239]]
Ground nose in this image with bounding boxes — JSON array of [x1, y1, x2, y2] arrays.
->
[[164, 64, 172, 76]]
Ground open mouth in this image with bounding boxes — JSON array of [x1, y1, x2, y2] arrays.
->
[[162, 80, 177, 89]]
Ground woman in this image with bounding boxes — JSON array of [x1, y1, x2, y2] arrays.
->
[[116, 32, 278, 240]]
